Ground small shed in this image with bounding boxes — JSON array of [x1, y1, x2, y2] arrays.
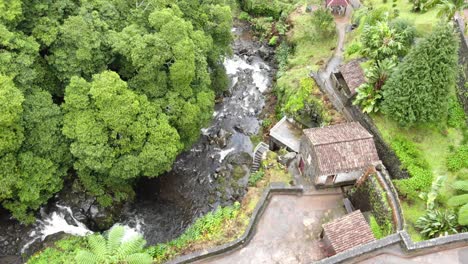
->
[[269, 116, 303, 152], [325, 0, 349, 15], [331, 59, 366, 100], [321, 210, 376, 255], [298, 122, 380, 187]]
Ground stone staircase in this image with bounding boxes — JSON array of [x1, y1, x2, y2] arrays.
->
[[251, 142, 269, 173]]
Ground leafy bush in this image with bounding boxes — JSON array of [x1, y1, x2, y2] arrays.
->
[[448, 180, 468, 225], [416, 209, 458, 238], [239, 11, 251, 21], [354, 84, 383, 113], [345, 41, 362, 58], [391, 136, 433, 200], [75, 225, 152, 264], [447, 97, 466, 128], [249, 171, 265, 186], [151, 202, 241, 263], [28, 236, 86, 264], [275, 42, 290, 73], [447, 145, 468, 171], [311, 8, 336, 39], [369, 215, 384, 239], [269, 36, 279, 46], [240, 0, 281, 18]]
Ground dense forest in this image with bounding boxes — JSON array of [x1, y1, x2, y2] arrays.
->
[[0, 0, 233, 223]]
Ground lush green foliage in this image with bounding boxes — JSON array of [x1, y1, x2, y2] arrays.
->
[[75, 225, 152, 264], [391, 136, 433, 200], [28, 236, 87, 264], [248, 171, 265, 186], [0, 75, 71, 222], [437, 0, 468, 20], [447, 98, 466, 128], [382, 23, 459, 126], [360, 19, 414, 61], [150, 202, 241, 262], [447, 180, 468, 225], [416, 209, 458, 238], [311, 8, 335, 39], [281, 78, 328, 126], [354, 59, 396, 113], [0, 0, 233, 220], [447, 145, 468, 172], [369, 215, 384, 239]]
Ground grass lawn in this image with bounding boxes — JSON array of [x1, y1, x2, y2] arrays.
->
[[373, 0, 439, 35], [372, 113, 464, 240]]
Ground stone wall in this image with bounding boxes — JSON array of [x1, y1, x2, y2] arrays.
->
[[454, 18, 468, 118]]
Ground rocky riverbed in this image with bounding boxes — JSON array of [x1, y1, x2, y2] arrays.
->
[[0, 21, 276, 262]]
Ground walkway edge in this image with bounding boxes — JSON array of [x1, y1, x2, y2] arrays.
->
[[165, 182, 304, 264]]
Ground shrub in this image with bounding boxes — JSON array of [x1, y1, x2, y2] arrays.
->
[[275, 42, 290, 73], [447, 145, 468, 171], [416, 209, 458, 238], [345, 41, 362, 58], [240, 0, 281, 18], [447, 97, 466, 128], [239, 11, 251, 21], [28, 236, 87, 264], [391, 136, 433, 200], [311, 8, 336, 39], [382, 23, 459, 126], [249, 171, 265, 186], [369, 215, 384, 239], [268, 36, 279, 46]]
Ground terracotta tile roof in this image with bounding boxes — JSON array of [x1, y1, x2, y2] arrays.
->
[[322, 210, 376, 253], [339, 59, 366, 95], [303, 122, 380, 176], [326, 0, 350, 7]]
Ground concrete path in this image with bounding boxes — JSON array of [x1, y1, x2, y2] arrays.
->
[[360, 245, 468, 264], [195, 193, 345, 264]]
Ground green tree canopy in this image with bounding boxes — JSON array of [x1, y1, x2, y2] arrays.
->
[[0, 0, 232, 221], [62, 71, 182, 205], [382, 23, 459, 126]]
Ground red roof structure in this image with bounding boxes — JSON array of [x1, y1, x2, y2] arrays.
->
[[322, 210, 376, 254], [339, 59, 366, 95], [326, 0, 350, 7], [303, 122, 380, 177]]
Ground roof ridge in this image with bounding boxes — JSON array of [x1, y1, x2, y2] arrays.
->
[[311, 136, 374, 146]]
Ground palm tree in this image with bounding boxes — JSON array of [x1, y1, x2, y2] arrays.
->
[[75, 225, 153, 264], [437, 0, 468, 21]]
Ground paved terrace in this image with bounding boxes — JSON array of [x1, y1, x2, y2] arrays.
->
[[195, 192, 345, 264]]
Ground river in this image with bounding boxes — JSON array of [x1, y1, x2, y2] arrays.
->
[[0, 21, 276, 263]]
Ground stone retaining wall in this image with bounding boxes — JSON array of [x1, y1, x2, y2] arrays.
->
[[166, 183, 303, 264], [316, 232, 468, 264], [454, 18, 468, 119]]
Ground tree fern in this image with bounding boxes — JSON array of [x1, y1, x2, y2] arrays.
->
[[452, 180, 468, 192], [458, 203, 468, 225], [75, 250, 99, 264], [75, 225, 153, 264], [125, 253, 153, 264], [448, 194, 468, 207], [107, 225, 125, 254], [87, 234, 107, 259], [117, 236, 146, 259]]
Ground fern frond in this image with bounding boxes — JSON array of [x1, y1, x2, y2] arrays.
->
[[87, 234, 107, 258], [447, 194, 468, 207], [117, 236, 146, 258], [125, 253, 153, 264], [75, 250, 99, 264], [107, 225, 125, 254], [452, 180, 468, 192], [458, 203, 468, 226]]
